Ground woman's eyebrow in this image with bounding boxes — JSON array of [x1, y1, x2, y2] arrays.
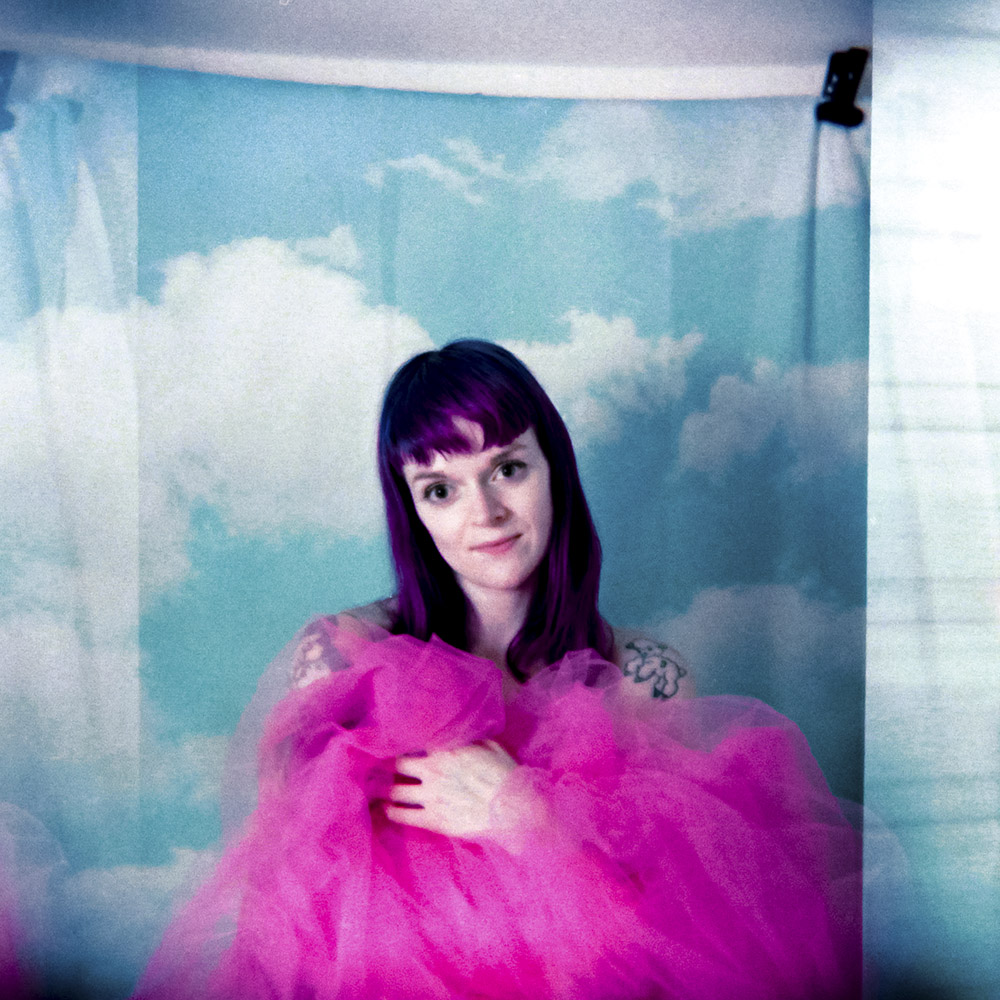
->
[[490, 442, 527, 462], [407, 468, 447, 485], [405, 442, 528, 485]]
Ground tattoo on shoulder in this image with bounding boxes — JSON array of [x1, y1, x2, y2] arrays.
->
[[290, 622, 342, 689], [622, 640, 687, 700]]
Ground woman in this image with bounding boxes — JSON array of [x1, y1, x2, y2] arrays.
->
[[135, 341, 861, 1000]]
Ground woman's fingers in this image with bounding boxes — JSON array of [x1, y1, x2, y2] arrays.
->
[[383, 802, 433, 830], [386, 783, 424, 806], [380, 742, 518, 839], [393, 755, 428, 780]]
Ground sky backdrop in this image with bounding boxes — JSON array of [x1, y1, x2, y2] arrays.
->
[[1, 56, 869, 997]]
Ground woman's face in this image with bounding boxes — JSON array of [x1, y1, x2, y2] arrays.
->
[[402, 419, 553, 606]]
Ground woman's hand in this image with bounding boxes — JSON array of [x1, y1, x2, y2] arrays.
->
[[384, 740, 517, 840]]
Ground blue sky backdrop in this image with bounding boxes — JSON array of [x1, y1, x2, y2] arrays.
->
[[1, 57, 868, 995], [131, 68, 868, 852]]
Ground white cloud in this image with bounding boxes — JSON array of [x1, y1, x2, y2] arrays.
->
[[530, 101, 870, 232], [0, 801, 218, 989], [502, 309, 702, 445], [144, 732, 229, 810], [781, 362, 868, 478], [656, 584, 863, 687], [2, 227, 431, 610], [55, 847, 220, 987], [531, 103, 676, 204], [0, 335, 62, 547], [0, 803, 217, 989], [0, 802, 67, 948], [0, 616, 92, 753], [444, 138, 512, 180], [370, 152, 486, 205], [678, 358, 866, 478], [133, 233, 433, 583], [61, 847, 217, 925], [363, 164, 386, 188], [651, 583, 865, 795], [678, 359, 783, 470], [361, 103, 868, 230], [366, 137, 513, 205], [1, 308, 141, 770], [293, 225, 362, 270], [0, 149, 13, 209]]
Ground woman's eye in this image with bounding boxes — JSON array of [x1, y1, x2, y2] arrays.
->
[[423, 483, 450, 502], [496, 461, 525, 480]]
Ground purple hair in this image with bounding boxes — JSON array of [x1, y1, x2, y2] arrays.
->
[[377, 339, 613, 675]]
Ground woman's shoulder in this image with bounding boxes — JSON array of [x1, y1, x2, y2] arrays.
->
[[338, 596, 398, 631], [290, 598, 398, 689], [608, 625, 696, 700]]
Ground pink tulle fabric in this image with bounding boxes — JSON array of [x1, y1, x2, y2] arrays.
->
[[134, 619, 862, 1000]]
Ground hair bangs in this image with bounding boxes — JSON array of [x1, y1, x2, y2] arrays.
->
[[386, 363, 535, 469]]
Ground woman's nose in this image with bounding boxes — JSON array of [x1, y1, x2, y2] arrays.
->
[[471, 484, 508, 523]]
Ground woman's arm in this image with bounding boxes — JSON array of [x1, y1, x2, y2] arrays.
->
[[611, 627, 696, 700], [288, 604, 537, 843], [289, 598, 397, 689]]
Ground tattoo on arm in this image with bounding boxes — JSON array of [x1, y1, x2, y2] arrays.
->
[[622, 640, 687, 699], [290, 620, 346, 688]]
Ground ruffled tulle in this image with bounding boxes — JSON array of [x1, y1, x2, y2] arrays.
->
[[135, 621, 862, 1000]]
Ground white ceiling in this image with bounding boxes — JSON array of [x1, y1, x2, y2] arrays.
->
[[2, 1, 870, 69]]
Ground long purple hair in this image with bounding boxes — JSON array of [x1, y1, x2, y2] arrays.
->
[[377, 339, 613, 675]]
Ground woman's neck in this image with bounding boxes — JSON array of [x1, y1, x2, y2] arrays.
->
[[464, 588, 532, 669]]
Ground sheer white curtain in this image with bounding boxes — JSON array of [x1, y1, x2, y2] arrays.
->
[[866, 15, 1000, 997], [0, 57, 139, 875]]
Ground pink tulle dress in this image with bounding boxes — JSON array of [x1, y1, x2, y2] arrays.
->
[[134, 616, 862, 1000]]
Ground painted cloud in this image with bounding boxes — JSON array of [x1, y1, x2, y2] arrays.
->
[[504, 310, 702, 445], [531, 100, 869, 231], [678, 358, 867, 478]]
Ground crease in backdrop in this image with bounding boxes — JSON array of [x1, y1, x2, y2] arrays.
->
[[1, 53, 870, 998]]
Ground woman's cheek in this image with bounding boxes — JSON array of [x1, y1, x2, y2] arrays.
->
[[423, 505, 462, 555]]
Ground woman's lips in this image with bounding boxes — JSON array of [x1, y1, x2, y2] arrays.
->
[[471, 534, 521, 554]]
